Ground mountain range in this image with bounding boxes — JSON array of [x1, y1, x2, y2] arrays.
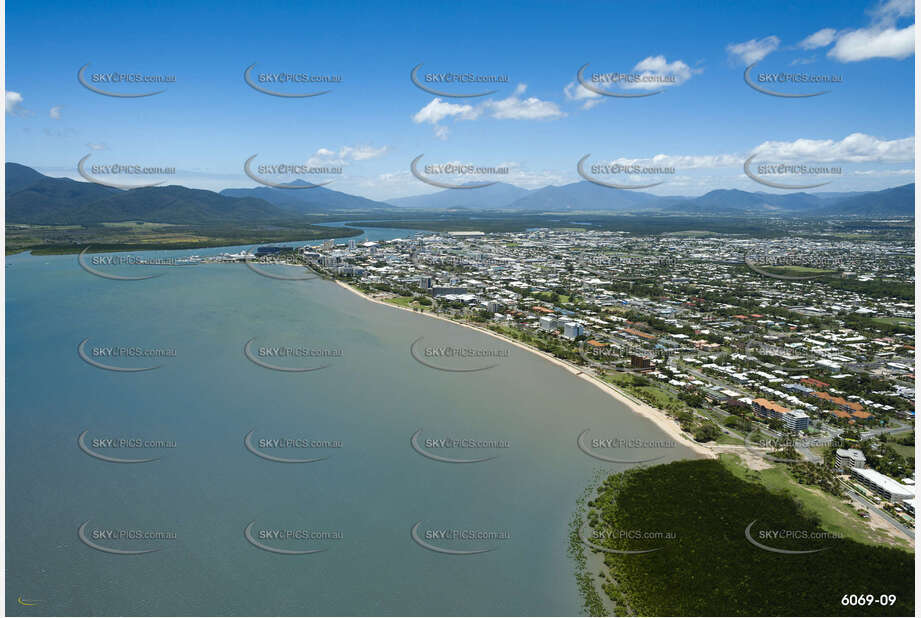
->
[[4, 163, 915, 225]]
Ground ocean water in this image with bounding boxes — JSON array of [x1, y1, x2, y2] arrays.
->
[[6, 234, 700, 616]]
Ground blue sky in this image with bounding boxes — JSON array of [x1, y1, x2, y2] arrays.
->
[[5, 0, 915, 201]]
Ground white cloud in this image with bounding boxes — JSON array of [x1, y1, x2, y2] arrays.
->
[[49, 105, 63, 119], [726, 36, 780, 64], [829, 25, 914, 61], [597, 133, 913, 172], [752, 133, 914, 163], [86, 142, 108, 151], [605, 153, 745, 169], [411, 98, 480, 125], [412, 85, 563, 137], [563, 80, 602, 109], [482, 84, 565, 119], [339, 145, 388, 161], [851, 168, 914, 176], [826, 0, 914, 61], [621, 55, 699, 90], [306, 144, 389, 167], [799, 28, 837, 49], [735, 2, 913, 65], [871, 0, 914, 23], [6, 91, 27, 116]]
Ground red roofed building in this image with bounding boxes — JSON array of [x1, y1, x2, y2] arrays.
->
[[801, 377, 830, 389]]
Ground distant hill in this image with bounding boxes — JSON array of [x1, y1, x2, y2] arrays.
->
[[6, 162, 49, 195], [505, 181, 660, 211], [662, 189, 825, 214], [6, 164, 292, 225], [810, 190, 870, 201], [7, 175, 121, 223], [6, 163, 915, 223], [221, 180, 393, 212], [386, 182, 531, 209], [502, 182, 913, 216], [816, 183, 914, 217]]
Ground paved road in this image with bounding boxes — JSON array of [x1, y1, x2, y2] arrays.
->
[[844, 488, 915, 539]]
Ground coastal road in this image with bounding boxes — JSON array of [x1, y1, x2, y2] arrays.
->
[[844, 488, 915, 539]]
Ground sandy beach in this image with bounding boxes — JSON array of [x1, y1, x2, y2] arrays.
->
[[334, 279, 715, 459]]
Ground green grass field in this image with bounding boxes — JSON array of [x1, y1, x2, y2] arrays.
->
[[760, 264, 839, 276], [720, 453, 912, 550], [385, 295, 417, 308], [871, 316, 915, 328]]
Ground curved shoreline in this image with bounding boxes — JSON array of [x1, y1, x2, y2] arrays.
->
[[333, 279, 715, 460]]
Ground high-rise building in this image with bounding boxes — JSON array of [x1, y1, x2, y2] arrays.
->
[[835, 448, 866, 470], [783, 410, 810, 432], [631, 355, 652, 370], [562, 322, 584, 339]]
